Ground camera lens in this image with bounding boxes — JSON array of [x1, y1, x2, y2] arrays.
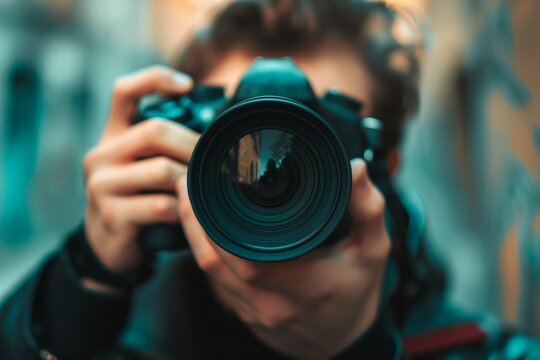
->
[[223, 129, 300, 208], [188, 97, 351, 261]]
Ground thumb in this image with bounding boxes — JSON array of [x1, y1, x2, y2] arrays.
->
[[348, 158, 385, 228]]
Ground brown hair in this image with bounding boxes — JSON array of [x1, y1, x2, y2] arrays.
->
[[174, 0, 420, 150]]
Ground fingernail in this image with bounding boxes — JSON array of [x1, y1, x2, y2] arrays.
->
[[350, 158, 368, 188], [350, 158, 365, 170], [181, 177, 188, 195], [172, 72, 192, 86]]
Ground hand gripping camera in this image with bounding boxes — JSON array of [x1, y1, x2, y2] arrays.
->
[[135, 58, 388, 262]]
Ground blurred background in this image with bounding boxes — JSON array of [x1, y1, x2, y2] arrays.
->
[[0, 0, 538, 337]]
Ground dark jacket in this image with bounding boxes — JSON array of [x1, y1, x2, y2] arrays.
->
[[1, 191, 539, 359]]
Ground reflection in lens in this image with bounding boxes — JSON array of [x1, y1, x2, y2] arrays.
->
[[221, 129, 300, 207]]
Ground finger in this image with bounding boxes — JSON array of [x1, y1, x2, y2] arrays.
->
[[348, 158, 385, 222], [87, 119, 199, 170], [351, 158, 369, 193], [177, 182, 267, 284], [216, 247, 266, 284], [103, 66, 193, 140], [175, 177, 297, 326], [102, 194, 179, 226], [348, 158, 386, 237], [347, 159, 388, 255], [176, 177, 224, 276], [87, 157, 187, 195], [176, 178, 283, 291]]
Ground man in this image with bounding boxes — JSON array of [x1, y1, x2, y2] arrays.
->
[[0, 1, 538, 359]]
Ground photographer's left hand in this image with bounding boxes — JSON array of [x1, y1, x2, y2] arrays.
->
[[177, 158, 390, 359]]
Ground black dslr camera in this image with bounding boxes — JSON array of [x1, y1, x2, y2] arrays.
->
[[135, 58, 387, 262]]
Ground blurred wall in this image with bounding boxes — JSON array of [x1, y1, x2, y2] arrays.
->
[[0, 0, 159, 296], [394, 0, 540, 336]]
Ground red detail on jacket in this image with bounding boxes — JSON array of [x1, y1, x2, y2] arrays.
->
[[404, 322, 487, 358]]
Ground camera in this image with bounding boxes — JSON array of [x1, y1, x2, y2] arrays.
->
[[135, 58, 387, 262]]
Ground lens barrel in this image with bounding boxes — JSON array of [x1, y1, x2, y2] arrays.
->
[[188, 96, 351, 261]]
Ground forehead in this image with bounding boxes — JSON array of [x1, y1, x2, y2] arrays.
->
[[200, 43, 375, 116]]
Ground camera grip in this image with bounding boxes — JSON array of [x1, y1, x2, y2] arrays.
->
[[138, 224, 189, 252]]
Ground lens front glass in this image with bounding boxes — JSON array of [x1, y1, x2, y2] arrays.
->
[[221, 129, 300, 208], [188, 97, 351, 261]]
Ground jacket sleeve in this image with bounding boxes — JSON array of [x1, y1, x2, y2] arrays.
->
[[0, 234, 131, 360], [0, 256, 48, 359]]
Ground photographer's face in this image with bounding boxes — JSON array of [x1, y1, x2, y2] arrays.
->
[[202, 43, 376, 117], [202, 44, 401, 179], [178, 45, 390, 332]]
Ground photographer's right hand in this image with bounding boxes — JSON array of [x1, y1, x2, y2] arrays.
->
[[81, 66, 198, 292]]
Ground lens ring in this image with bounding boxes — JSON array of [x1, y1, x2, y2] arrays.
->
[[207, 124, 329, 242], [188, 96, 351, 261]]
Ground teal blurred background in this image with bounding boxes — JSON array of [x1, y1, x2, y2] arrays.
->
[[0, 0, 539, 337], [0, 0, 160, 299]]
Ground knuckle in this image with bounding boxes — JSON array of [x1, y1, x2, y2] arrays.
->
[[260, 315, 279, 329], [236, 310, 258, 326], [198, 253, 222, 274], [370, 190, 386, 217], [351, 188, 385, 221], [154, 157, 174, 184], [86, 173, 104, 197], [235, 262, 261, 283], [259, 308, 294, 329], [152, 196, 175, 218], [147, 65, 172, 78], [142, 119, 169, 139], [112, 76, 131, 97], [83, 148, 100, 176], [99, 200, 119, 225], [358, 187, 385, 222]]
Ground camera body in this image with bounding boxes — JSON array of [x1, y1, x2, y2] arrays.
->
[[135, 58, 388, 261]]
